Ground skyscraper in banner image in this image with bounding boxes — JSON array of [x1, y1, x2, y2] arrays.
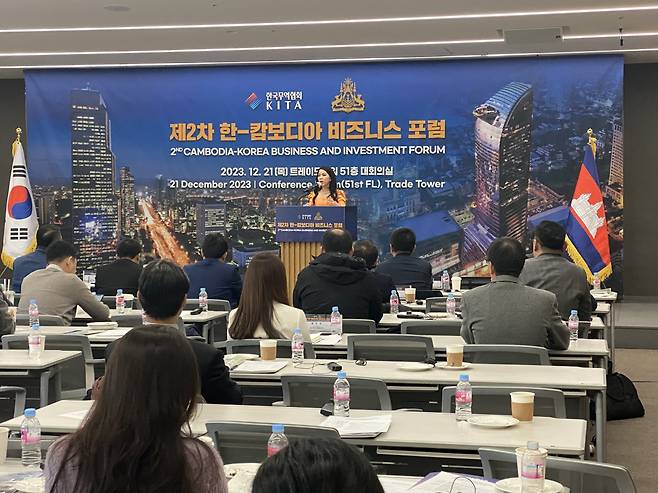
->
[[463, 82, 533, 263], [565, 129, 612, 282], [71, 88, 118, 270], [2, 129, 39, 268], [119, 166, 136, 235]]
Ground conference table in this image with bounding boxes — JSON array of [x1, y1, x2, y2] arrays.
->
[[0, 350, 80, 407], [313, 334, 609, 368], [591, 290, 619, 368], [228, 358, 608, 461], [1, 400, 587, 472]]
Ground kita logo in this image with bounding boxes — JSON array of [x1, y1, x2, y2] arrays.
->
[[244, 92, 262, 109]]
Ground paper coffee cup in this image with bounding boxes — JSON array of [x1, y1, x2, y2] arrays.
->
[[451, 275, 462, 292], [260, 339, 277, 360], [511, 392, 535, 421], [446, 344, 464, 367], [404, 287, 416, 302], [0, 427, 8, 464]]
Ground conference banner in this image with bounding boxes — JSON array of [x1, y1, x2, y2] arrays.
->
[[24, 55, 623, 285]]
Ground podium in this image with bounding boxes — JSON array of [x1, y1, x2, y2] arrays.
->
[[276, 206, 357, 297]]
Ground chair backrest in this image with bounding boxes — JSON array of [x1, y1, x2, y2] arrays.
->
[[578, 321, 591, 339], [442, 386, 566, 418], [342, 319, 376, 334], [463, 345, 551, 365], [113, 313, 144, 327], [0, 386, 26, 420], [282, 375, 391, 410], [400, 319, 461, 336], [346, 334, 434, 362], [226, 339, 316, 359], [185, 299, 231, 312], [101, 296, 142, 310], [425, 297, 461, 313], [206, 421, 340, 464], [478, 448, 637, 493], [2, 334, 93, 397], [15, 314, 67, 326]]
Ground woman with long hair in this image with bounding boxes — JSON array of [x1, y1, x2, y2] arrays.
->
[[45, 325, 228, 493], [307, 166, 347, 206], [252, 438, 384, 493], [228, 253, 310, 341]]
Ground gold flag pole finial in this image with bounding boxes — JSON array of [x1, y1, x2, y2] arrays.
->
[[587, 127, 597, 145], [11, 127, 22, 157]]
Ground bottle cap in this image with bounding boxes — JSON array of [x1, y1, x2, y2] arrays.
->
[[527, 441, 539, 450], [332, 306, 339, 311], [116, 289, 123, 295], [337, 371, 347, 379], [459, 374, 469, 382], [24, 408, 36, 418], [293, 328, 301, 334], [272, 424, 284, 433], [448, 293, 455, 298], [571, 309, 578, 315], [200, 287, 206, 292], [30, 299, 36, 304], [31, 323, 39, 330], [391, 289, 397, 294]]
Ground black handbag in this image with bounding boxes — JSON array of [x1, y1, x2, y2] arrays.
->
[[606, 372, 645, 421]]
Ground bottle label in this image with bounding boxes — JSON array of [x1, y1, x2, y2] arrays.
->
[[568, 321, 579, 330], [21, 429, 40, 445], [267, 445, 283, 457], [455, 389, 472, 405], [333, 388, 350, 402], [522, 462, 545, 479], [292, 341, 304, 351], [28, 335, 42, 351]]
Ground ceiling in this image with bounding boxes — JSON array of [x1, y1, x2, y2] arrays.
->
[[2, 0, 658, 77]]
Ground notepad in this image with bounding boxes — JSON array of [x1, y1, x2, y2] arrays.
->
[[233, 360, 288, 373], [409, 472, 495, 492], [320, 415, 392, 438]]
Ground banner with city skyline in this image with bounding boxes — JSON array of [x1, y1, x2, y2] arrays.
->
[[24, 55, 623, 284]]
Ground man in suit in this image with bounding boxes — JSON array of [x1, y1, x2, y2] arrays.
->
[[375, 228, 433, 290], [293, 229, 383, 322], [11, 224, 61, 293], [105, 259, 242, 404], [519, 221, 593, 321], [184, 233, 242, 308], [352, 239, 395, 305], [18, 241, 110, 324], [94, 238, 143, 296], [460, 237, 570, 350]]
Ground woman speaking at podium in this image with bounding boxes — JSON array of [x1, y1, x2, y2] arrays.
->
[[306, 166, 347, 206]]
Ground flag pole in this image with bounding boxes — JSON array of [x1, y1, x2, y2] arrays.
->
[[1, 128, 23, 281]]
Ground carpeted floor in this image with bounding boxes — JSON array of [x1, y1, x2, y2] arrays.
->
[[607, 349, 658, 493]]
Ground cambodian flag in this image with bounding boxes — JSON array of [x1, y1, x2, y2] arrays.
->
[[2, 132, 39, 269], [565, 129, 612, 282]]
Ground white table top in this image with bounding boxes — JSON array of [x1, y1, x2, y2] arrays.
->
[[74, 308, 228, 323], [15, 326, 82, 336], [593, 302, 610, 315], [0, 350, 80, 370], [315, 334, 609, 357], [0, 400, 587, 456], [379, 313, 605, 329], [231, 358, 606, 391], [591, 290, 618, 302]]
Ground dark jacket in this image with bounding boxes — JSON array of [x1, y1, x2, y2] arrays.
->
[[375, 253, 433, 290], [94, 258, 143, 296], [11, 247, 47, 293], [371, 270, 396, 305], [293, 253, 383, 322], [184, 259, 242, 308], [106, 334, 242, 405]]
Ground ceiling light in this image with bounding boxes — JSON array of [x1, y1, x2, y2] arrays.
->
[[103, 5, 131, 12], [2, 5, 658, 33], [564, 31, 658, 39]]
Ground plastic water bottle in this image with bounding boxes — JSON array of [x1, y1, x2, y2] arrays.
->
[[267, 424, 289, 457], [28, 300, 39, 327], [28, 323, 44, 360], [390, 290, 400, 314], [521, 441, 546, 492], [446, 293, 456, 316], [568, 309, 579, 341], [330, 306, 343, 335], [116, 289, 126, 314], [592, 273, 601, 291], [20, 408, 42, 467], [441, 270, 450, 291], [333, 371, 350, 417], [199, 288, 208, 312], [291, 328, 304, 367], [455, 374, 472, 421]]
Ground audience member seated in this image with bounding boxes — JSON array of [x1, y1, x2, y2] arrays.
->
[[293, 229, 382, 323], [18, 241, 110, 324], [184, 233, 242, 308], [252, 438, 384, 493], [11, 224, 61, 293], [106, 259, 242, 404], [45, 325, 228, 493], [519, 220, 593, 321], [375, 227, 432, 290], [228, 253, 311, 342], [352, 239, 395, 305], [460, 237, 570, 350], [94, 238, 143, 296], [0, 290, 15, 337]]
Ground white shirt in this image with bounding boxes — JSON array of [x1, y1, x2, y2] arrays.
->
[[227, 302, 311, 342]]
